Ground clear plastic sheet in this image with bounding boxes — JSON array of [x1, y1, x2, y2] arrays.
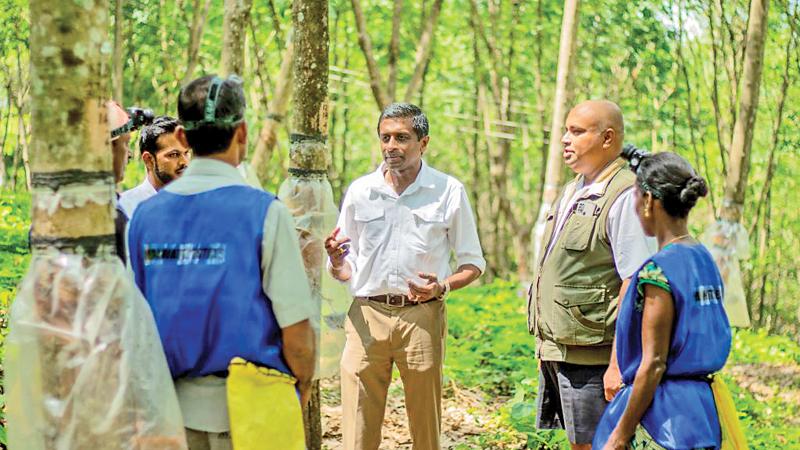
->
[[5, 253, 187, 450], [701, 220, 752, 328], [278, 176, 349, 379]]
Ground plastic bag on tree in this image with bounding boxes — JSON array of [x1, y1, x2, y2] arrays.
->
[[701, 220, 751, 328], [278, 175, 350, 379], [5, 253, 187, 450]]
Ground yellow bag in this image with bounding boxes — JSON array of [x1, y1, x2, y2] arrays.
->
[[711, 376, 749, 450], [226, 357, 305, 450]]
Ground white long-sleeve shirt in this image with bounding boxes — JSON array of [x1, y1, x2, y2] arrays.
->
[[333, 160, 486, 296]]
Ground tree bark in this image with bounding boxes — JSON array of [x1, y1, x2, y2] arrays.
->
[[533, 0, 579, 263], [182, 0, 213, 86], [284, 1, 330, 448], [720, 0, 770, 224], [17, 109, 31, 191], [403, 0, 443, 102], [748, 19, 793, 237], [387, 0, 403, 101], [705, 3, 730, 178], [266, 0, 284, 47], [222, 0, 253, 76], [251, 37, 294, 183], [28, 0, 113, 249], [248, 17, 275, 111], [113, 0, 124, 102], [350, 0, 391, 110]]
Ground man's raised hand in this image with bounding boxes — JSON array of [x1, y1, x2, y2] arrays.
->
[[324, 227, 351, 268]]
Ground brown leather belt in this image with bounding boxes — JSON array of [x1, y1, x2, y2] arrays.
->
[[362, 294, 419, 307]]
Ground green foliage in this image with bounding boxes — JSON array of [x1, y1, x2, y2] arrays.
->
[[730, 328, 800, 366], [0, 192, 29, 292], [0, 192, 29, 447]]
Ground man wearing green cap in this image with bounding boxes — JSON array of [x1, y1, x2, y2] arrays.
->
[[127, 75, 317, 450]]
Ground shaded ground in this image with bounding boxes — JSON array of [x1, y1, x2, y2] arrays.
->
[[727, 362, 800, 426], [320, 376, 526, 449]]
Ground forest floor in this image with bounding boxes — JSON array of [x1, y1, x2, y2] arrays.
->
[[319, 359, 800, 449], [728, 362, 800, 426], [321, 376, 525, 449]]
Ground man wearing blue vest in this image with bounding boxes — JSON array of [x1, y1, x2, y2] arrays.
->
[[127, 75, 316, 450]]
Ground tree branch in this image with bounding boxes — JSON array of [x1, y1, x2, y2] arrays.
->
[[403, 0, 444, 102], [388, 0, 403, 101], [350, 0, 390, 110], [182, 0, 213, 86]]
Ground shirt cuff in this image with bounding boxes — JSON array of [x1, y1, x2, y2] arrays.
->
[[456, 255, 486, 274]]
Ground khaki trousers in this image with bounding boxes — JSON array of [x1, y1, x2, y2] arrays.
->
[[341, 297, 446, 450]]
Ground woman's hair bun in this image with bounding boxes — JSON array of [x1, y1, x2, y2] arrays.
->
[[679, 176, 708, 205]]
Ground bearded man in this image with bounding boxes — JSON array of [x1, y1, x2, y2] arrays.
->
[[120, 115, 191, 217]]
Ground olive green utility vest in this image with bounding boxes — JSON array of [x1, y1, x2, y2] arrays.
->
[[529, 158, 635, 365]]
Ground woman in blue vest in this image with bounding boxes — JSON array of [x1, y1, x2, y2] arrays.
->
[[593, 152, 731, 450]]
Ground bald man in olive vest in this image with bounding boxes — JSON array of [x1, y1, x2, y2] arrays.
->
[[529, 100, 656, 449]]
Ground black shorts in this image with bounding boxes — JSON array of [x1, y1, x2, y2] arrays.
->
[[536, 360, 608, 445]]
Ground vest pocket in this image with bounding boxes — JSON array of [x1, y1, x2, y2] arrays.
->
[[548, 284, 608, 345], [561, 211, 599, 252]]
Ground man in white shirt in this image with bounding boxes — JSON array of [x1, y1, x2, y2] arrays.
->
[[120, 116, 191, 217], [325, 103, 485, 450]]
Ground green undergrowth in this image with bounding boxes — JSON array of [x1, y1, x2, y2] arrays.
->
[[444, 281, 567, 449], [444, 282, 800, 449], [0, 192, 31, 448]]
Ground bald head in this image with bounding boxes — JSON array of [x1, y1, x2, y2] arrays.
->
[[570, 100, 624, 152]]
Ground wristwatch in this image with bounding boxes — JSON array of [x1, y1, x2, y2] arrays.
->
[[436, 279, 451, 300]]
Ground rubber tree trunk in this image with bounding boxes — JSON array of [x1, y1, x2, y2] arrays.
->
[[532, 0, 579, 265], [703, 0, 769, 329], [7, 1, 187, 449], [29, 0, 115, 241], [721, 0, 769, 224], [280, 0, 330, 448], [221, 0, 252, 76]]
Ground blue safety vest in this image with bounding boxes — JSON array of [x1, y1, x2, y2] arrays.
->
[[128, 185, 290, 378], [593, 243, 731, 450]]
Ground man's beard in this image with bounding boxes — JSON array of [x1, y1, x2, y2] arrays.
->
[[153, 159, 178, 185]]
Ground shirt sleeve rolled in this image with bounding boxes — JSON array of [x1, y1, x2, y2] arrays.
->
[[447, 184, 486, 273], [261, 201, 315, 328]]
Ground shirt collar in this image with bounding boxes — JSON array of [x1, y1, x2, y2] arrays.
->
[[371, 159, 436, 197], [140, 176, 158, 194], [574, 157, 627, 199], [184, 157, 245, 180], [164, 157, 248, 194]]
